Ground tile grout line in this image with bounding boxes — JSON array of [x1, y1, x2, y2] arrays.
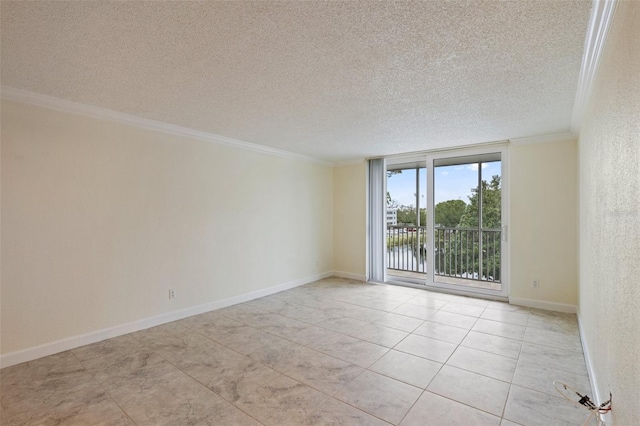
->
[[68, 350, 139, 426]]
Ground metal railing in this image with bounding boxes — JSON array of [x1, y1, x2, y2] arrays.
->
[[386, 226, 427, 274], [435, 227, 501, 282], [386, 226, 501, 282]]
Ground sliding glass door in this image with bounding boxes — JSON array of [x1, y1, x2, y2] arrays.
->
[[386, 163, 427, 281], [382, 146, 508, 298], [427, 150, 507, 297]]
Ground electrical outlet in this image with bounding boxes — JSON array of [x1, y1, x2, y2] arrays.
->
[[169, 289, 176, 299], [532, 279, 540, 289]]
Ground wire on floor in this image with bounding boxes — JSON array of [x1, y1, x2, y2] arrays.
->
[[553, 381, 612, 426]]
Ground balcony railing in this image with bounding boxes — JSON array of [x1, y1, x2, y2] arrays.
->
[[386, 226, 501, 283], [387, 226, 427, 273]]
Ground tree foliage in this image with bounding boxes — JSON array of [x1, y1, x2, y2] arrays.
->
[[459, 175, 501, 229], [434, 200, 466, 227], [394, 205, 426, 226], [435, 175, 502, 281]]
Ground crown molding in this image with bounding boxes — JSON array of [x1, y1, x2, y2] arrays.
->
[[510, 131, 577, 145], [333, 158, 366, 167], [1, 86, 332, 166], [571, 0, 619, 133]]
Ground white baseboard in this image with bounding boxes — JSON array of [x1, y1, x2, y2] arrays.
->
[[0, 271, 332, 369], [508, 297, 577, 313], [331, 270, 366, 281], [577, 313, 611, 425]]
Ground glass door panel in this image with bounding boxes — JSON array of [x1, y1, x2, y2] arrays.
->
[[428, 152, 505, 295], [386, 165, 427, 283]]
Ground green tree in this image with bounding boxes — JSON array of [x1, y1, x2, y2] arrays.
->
[[396, 205, 416, 225], [459, 175, 501, 228], [435, 200, 466, 227], [436, 175, 502, 281]]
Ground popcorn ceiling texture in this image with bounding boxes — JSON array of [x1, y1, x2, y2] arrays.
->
[[578, 1, 640, 424], [1, 1, 591, 161]]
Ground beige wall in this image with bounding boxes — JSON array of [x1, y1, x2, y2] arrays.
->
[[333, 163, 367, 279], [1, 99, 333, 355], [578, 1, 640, 423], [509, 139, 578, 307]]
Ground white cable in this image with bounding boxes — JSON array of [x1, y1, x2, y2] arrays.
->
[[553, 381, 611, 426]]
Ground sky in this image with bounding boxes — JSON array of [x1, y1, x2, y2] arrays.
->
[[387, 161, 501, 207]]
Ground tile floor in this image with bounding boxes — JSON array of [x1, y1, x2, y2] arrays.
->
[[0, 277, 597, 425]]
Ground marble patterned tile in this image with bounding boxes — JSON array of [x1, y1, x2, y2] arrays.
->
[[413, 321, 470, 344], [404, 295, 449, 309], [428, 311, 479, 329], [446, 346, 517, 382], [361, 289, 416, 304], [73, 334, 144, 359], [285, 352, 363, 395], [101, 360, 259, 425], [214, 325, 284, 355], [241, 294, 291, 312], [218, 302, 272, 318], [485, 301, 530, 313], [512, 359, 591, 398], [503, 385, 590, 426], [341, 294, 403, 312], [176, 311, 246, 336], [400, 391, 501, 426], [352, 323, 409, 347], [480, 308, 529, 326], [392, 304, 438, 320], [316, 316, 370, 334], [472, 319, 526, 340], [236, 376, 329, 426], [0, 279, 603, 426], [273, 303, 334, 324], [421, 291, 457, 300], [448, 295, 491, 308], [78, 347, 165, 384], [394, 334, 457, 363], [287, 324, 344, 346], [369, 350, 442, 389], [304, 397, 390, 426], [1, 356, 131, 426], [129, 322, 188, 346], [461, 331, 522, 359], [527, 310, 579, 330], [523, 327, 583, 353], [257, 314, 319, 341], [440, 302, 486, 317], [334, 370, 422, 424], [427, 366, 510, 416], [500, 420, 523, 426], [307, 332, 389, 368], [243, 336, 323, 373], [0, 351, 85, 386], [518, 343, 588, 376], [374, 312, 425, 332], [152, 334, 281, 402], [321, 300, 387, 322], [10, 391, 133, 425]]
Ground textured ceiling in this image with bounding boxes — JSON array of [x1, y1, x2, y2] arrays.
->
[[1, 1, 592, 162]]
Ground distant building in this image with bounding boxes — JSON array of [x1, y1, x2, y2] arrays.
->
[[387, 209, 398, 226]]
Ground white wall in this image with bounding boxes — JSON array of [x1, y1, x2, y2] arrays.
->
[[1, 99, 333, 357], [333, 163, 367, 279], [509, 139, 578, 308], [577, 1, 640, 423]]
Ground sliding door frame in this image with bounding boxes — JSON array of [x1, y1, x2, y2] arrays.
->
[[425, 144, 510, 299]]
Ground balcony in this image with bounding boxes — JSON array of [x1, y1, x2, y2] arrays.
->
[[386, 225, 502, 291]]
